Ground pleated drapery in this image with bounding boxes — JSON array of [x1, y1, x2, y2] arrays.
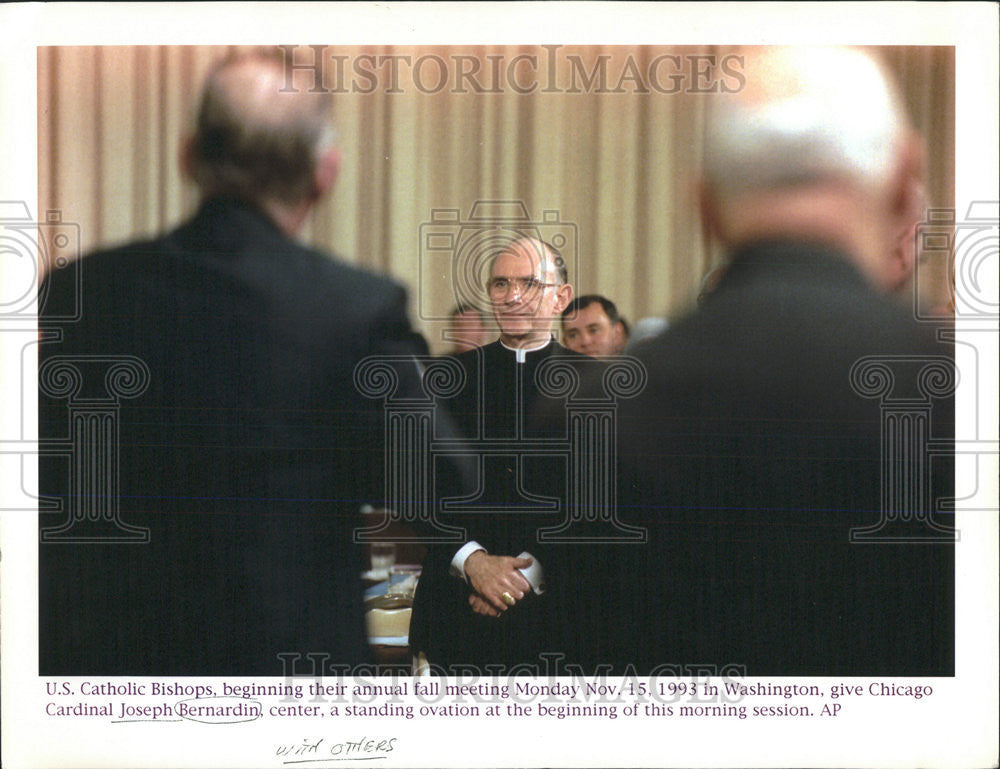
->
[[38, 45, 954, 351]]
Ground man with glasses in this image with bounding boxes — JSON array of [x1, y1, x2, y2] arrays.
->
[[411, 236, 596, 673]]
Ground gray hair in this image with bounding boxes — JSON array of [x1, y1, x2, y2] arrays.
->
[[489, 237, 569, 285], [188, 48, 335, 205], [703, 48, 908, 201]]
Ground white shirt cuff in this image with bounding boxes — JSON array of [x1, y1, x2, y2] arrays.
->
[[516, 551, 545, 595], [450, 541, 486, 580]]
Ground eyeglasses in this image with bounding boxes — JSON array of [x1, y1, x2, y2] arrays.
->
[[486, 276, 561, 297]]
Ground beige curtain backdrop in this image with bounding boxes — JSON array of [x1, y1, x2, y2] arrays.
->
[[38, 45, 954, 352]]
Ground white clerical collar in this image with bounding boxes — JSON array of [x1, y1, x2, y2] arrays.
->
[[500, 336, 553, 363]]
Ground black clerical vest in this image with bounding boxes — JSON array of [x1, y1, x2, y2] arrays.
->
[[411, 339, 597, 672], [441, 339, 574, 558]]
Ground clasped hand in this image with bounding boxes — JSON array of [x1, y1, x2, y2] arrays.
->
[[463, 551, 533, 618]]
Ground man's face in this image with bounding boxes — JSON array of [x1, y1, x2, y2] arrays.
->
[[562, 301, 625, 356], [488, 241, 571, 346]]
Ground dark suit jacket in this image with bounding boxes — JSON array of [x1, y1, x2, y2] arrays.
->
[[410, 339, 602, 672], [612, 240, 955, 676], [38, 196, 428, 675]]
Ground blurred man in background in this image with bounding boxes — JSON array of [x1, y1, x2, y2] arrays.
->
[[625, 315, 669, 349], [38, 48, 430, 675], [612, 47, 954, 675], [444, 303, 493, 354], [560, 294, 628, 357]]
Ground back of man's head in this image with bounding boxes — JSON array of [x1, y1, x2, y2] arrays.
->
[[700, 47, 922, 288], [705, 47, 906, 200], [187, 49, 335, 207]]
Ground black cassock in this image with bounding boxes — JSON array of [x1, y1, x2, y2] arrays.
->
[[616, 241, 955, 676], [410, 339, 608, 674]]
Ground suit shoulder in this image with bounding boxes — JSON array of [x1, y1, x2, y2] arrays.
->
[[549, 344, 615, 378], [295, 245, 408, 306], [453, 341, 501, 359], [555, 344, 602, 365], [46, 235, 168, 283], [40, 236, 171, 319]]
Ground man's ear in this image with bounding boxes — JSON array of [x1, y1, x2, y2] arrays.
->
[[877, 132, 925, 292], [886, 131, 925, 239], [612, 321, 626, 352], [179, 136, 196, 181], [313, 146, 342, 200], [697, 179, 724, 247], [554, 284, 574, 315]]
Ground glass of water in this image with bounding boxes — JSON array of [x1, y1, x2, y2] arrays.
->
[[369, 543, 396, 578], [386, 565, 421, 599]]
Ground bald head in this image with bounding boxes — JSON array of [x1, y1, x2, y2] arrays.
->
[[491, 237, 568, 286], [187, 49, 336, 206], [705, 47, 908, 199], [700, 47, 922, 289]]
